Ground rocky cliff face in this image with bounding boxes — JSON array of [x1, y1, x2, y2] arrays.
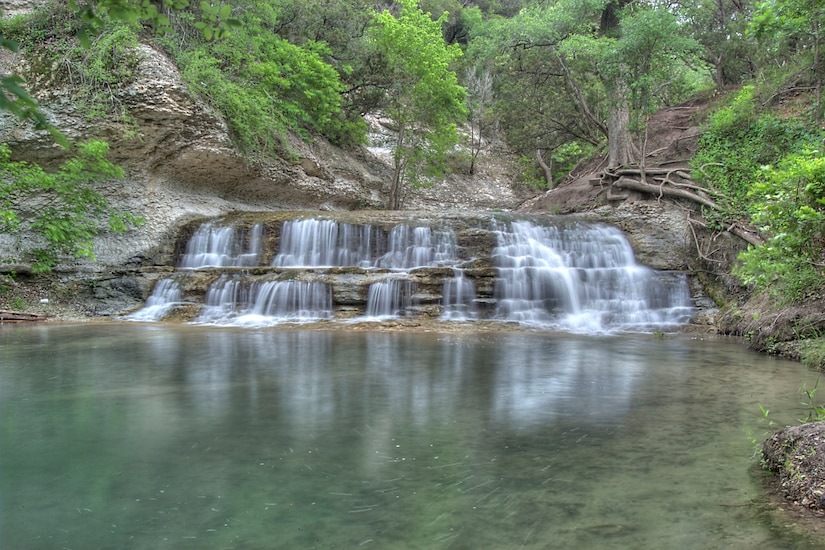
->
[[0, 37, 527, 267], [0, 33, 534, 316]]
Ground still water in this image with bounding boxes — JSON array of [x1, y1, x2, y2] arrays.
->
[[0, 323, 821, 549]]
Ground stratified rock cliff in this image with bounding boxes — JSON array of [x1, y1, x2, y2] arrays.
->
[[0, 31, 526, 271]]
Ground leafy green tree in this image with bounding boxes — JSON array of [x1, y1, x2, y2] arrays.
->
[[368, 0, 467, 209], [677, 0, 756, 90], [467, 3, 605, 187], [0, 140, 142, 272], [751, 0, 825, 119], [469, 0, 703, 178]]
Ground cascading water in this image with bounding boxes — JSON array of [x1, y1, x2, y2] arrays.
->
[[125, 278, 182, 321], [196, 275, 332, 325], [273, 219, 382, 268], [179, 222, 263, 269], [272, 219, 459, 270], [128, 214, 694, 332], [363, 279, 416, 319], [441, 270, 479, 320], [197, 274, 253, 323], [242, 281, 333, 323], [492, 220, 693, 332], [375, 225, 458, 269]]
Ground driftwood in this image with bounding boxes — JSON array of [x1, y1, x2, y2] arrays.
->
[[0, 310, 47, 322]]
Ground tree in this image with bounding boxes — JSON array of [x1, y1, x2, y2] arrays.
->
[[368, 0, 467, 209], [751, 0, 825, 120], [678, 0, 756, 90], [465, 63, 494, 176], [468, 0, 703, 178]]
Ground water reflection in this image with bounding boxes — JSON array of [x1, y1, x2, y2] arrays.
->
[[0, 324, 822, 549]]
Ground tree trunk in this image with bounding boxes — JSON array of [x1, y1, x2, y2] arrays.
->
[[606, 70, 636, 168], [388, 126, 406, 210], [600, 0, 636, 169], [535, 149, 553, 188]]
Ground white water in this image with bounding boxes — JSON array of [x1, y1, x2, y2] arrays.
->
[[493, 221, 693, 332], [124, 278, 181, 321], [130, 216, 694, 332], [273, 219, 380, 268], [272, 219, 459, 269], [178, 222, 263, 269], [441, 270, 479, 320], [197, 275, 332, 325], [363, 279, 416, 319]]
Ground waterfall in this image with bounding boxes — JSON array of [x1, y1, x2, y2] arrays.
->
[[364, 279, 416, 319], [493, 221, 693, 332], [272, 219, 458, 269], [441, 270, 479, 320], [197, 275, 332, 325], [129, 214, 694, 332], [243, 281, 333, 323], [179, 222, 263, 269], [273, 219, 381, 268], [197, 275, 253, 323], [125, 278, 182, 321], [375, 225, 458, 269]]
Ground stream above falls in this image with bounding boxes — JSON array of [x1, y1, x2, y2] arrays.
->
[[127, 212, 694, 333]]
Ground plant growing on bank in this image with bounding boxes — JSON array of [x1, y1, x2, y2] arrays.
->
[[1, 5, 144, 126], [692, 87, 825, 301], [736, 148, 825, 301], [158, 0, 361, 157], [0, 140, 142, 272]]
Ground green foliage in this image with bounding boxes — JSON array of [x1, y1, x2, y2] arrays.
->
[[0, 140, 142, 272], [694, 86, 825, 301], [801, 338, 825, 371], [736, 148, 825, 300], [692, 87, 814, 218], [67, 0, 241, 44], [163, 0, 356, 155], [2, 5, 143, 124], [799, 379, 825, 423], [369, 0, 467, 208]]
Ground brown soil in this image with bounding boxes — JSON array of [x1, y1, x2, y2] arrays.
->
[[521, 96, 708, 215], [763, 422, 825, 516]]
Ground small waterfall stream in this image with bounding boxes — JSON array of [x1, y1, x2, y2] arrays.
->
[[128, 214, 693, 332], [492, 221, 693, 332]]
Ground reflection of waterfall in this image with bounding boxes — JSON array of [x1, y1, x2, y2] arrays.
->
[[493, 221, 693, 333], [125, 278, 181, 321], [179, 222, 263, 269]]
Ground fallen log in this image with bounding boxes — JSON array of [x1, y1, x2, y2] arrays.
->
[[0, 310, 47, 322]]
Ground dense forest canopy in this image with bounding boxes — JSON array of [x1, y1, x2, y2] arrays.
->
[[1, 0, 825, 301]]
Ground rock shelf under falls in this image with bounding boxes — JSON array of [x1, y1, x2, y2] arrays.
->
[[127, 213, 694, 333]]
